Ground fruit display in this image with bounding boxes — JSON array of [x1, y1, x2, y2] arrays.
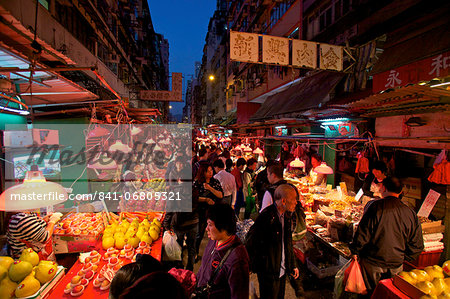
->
[[54, 213, 105, 236], [0, 249, 61, 299], [144, 178, 167, 192], [397, 261, 450, 297], [102, 215, 162, 250]]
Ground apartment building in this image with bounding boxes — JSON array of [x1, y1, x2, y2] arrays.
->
[[0, 0, 169, 122]]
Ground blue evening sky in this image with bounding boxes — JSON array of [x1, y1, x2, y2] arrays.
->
[[147, 0, 217, 116]]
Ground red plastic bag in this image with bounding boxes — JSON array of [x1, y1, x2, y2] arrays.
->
[[344, 258, 367, 295]]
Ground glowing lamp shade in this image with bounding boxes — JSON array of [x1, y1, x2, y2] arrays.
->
[[289, 158, 305, 168], [253, 147, 263, 154], [239, 144, 246, 149], [154, 144, 163, 151], [87, 126, 109, 138], [225, 137, 232, 142], [219, 137, 225, 143], [109, 141, 132, 153], [313, 162, 334, 174], [87, 154, 117, 170], [130, 126, 142, 135], [0, 169, 68, 211], [243, 146, 253, 153], [146, 138, 156, 145], [211, 139, 217, 143]]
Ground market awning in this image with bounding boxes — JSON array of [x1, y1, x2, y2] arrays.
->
[[370, 23, 450, 76], [346, 84, 450, 117], [250, 71, 344, 121], [0, 46, 98, 107]]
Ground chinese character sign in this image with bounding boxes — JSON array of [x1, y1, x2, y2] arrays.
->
[[139, 72, 183, 102], [373, 51, 450, 92], [320, 44, 343, 71], [262, 35, 289, 65], [292, 40, 317, 69], [230, 31, 259, 63]]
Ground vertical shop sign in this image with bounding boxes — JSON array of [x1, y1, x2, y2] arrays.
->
[[230, 31, 259, 63], [292, 40, 317, 69], [262, 35, 289, 65]]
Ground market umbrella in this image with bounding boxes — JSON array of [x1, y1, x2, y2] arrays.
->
[[0, 166, 68, 211]]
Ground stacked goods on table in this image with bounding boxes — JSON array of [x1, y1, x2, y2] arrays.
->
[[119, 179, 167, 211], [62, 243, 153, 297], [0, 249, 63, 299], [54, 213, 105, 237], [53, 213, 106, 254], [394, 260, 450, 298], [101, 213, 162, 251], [420, 218, 445, 252]]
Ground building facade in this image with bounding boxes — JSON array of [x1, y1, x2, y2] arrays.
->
[[0, 0, 169, 122]]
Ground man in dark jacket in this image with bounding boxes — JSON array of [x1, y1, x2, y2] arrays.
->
[[245, 184, 299, 299], [260, 162, 287, 212], [350, 177, 424, 292]]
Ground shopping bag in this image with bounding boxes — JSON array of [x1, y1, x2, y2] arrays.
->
[[344, 258, 367, 295], [245, 184, 256, 214], [334, 259, 352, 299], [162, 231, 182, 261]]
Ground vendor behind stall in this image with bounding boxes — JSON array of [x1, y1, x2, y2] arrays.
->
[[361, 161, 387, 206], [7, 211, 62, 259], [309, 153, 327, 186]]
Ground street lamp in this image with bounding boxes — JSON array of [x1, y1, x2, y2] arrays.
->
[[208, 75, 215, 81], [169, 105, 173, 109]]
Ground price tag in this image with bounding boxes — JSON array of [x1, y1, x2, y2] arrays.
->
[[355, 189, 364, 202], [326, 184, 333, 191], [417, 189, 441, 218], [336, 186, 343, 200], [104, 267, 116, 282]]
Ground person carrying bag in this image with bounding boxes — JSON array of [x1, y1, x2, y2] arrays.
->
[[191, 243, 238, 298]]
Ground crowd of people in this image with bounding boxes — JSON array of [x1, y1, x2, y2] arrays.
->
[[4, 141, 425, 299]]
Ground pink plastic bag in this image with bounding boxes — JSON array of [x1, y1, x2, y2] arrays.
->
[[344, 258, 367, 295]]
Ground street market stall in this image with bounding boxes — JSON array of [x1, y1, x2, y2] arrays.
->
[[47, 212, 164, 298]]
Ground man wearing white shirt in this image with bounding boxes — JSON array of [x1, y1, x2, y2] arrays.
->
[[213, 159, 237, 206], [260, 162, 287, 212]]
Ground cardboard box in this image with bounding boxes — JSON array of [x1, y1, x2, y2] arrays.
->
[[392, 275, 426, 299], [53, 234, 100, 254]]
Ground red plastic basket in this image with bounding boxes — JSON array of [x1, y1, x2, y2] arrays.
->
[[405, 250, 443, 269]]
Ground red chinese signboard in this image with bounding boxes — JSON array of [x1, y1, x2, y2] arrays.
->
[[373, 51, 450, 93]]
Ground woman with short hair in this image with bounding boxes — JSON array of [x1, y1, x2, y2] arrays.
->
[[195, 204, 249, 299]]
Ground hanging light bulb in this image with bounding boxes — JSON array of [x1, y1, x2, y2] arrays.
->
[[130, 126, 142, 135], [253, 147, 263, 154], [289, 157, 305, 168], [109, 140, 132, 153], [243, 146, 253, 153], [146, 138, 156, 145], [314, 162, 334, 174], [0, 166, 67, 211]]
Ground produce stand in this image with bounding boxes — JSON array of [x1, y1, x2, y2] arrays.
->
[[46, 212, 164, 298], [47, 232, 163, 298]]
